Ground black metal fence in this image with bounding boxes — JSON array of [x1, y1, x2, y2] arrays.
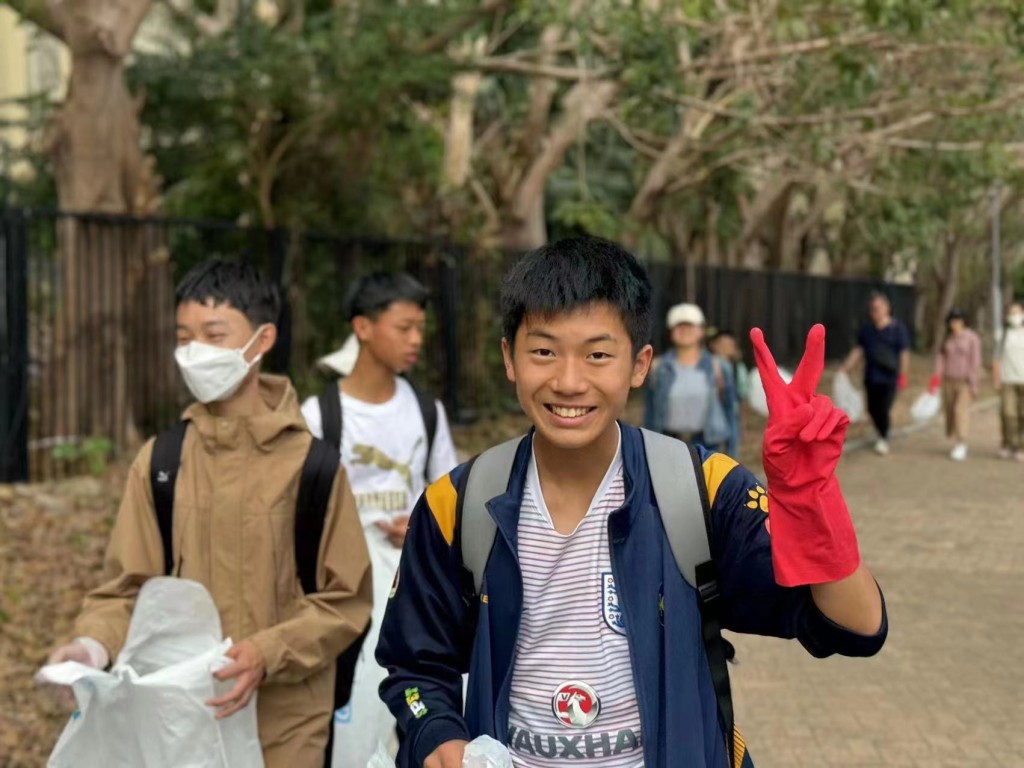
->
[[0, 207, 915, 482]]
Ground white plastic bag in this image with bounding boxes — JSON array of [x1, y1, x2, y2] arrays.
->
[[363, 736, 511, 768], [366, 742, 395, 768], [746, 366, 793, 417], [910, 391, 942, 422], [462, 736, 512, 768], [37, 578, 263, 768], [831, 371, 864, 422]]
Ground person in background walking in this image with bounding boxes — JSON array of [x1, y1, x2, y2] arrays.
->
[[994, 299, 1024, 461], [643, 303, 734, 451], [708, 329, 748, 458], [928, 308, 981, 461], [838, 292, 911, 456]]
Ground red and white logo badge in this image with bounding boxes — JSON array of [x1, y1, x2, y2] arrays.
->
[[551, 681, 601, 728]]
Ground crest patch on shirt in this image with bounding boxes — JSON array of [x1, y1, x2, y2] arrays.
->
[[601, 572, 626, 635]]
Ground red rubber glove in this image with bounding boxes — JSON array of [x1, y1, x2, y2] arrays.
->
[[751, 324, 860, 587], [897, 373, 909, 391], [927, 374, 940, 394]]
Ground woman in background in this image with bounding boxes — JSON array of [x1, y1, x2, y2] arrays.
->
[[930, 308, 982, 461]]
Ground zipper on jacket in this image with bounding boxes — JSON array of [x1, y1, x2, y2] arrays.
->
[[607, 511, 654, 765], [490, 501, 524, 743]]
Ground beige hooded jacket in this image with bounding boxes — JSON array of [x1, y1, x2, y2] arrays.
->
[[73, 375, 372, 768]]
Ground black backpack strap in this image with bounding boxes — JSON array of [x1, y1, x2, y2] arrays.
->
[[295, 437, 341, 594], [295, 436, 370, 755], [319, 379, 343, 452], [149, 420, 189, 576], [413, 387, 438, 483], [687, 443, 737, 768]]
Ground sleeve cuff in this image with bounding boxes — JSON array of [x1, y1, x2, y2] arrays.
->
[[800, 587, 888, 659], [74, 637, 111, 670], [413, 714, 472, 767], [247, 630, 286, 680]]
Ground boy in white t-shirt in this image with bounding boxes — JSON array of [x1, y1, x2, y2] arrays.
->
[[301, 272, 458, 767]]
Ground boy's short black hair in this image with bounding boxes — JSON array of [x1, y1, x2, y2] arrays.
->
[[343, 272, 429, 322], [175, 259, 281, 327], [710, 328, 735, 342], [500, 236, 652, 353]]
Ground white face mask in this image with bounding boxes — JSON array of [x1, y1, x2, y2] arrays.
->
[[174, 326, 267, 404], [1008, 313, 1024, 329]]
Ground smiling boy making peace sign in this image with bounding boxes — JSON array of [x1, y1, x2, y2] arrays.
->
[[377, 237, 887, 768]]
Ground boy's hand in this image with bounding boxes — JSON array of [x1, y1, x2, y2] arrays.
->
[[750, 324, 860, 587], [37, 642, 96, 710], [425, 740, 469, 768], [208, 640, 265, 719], [375, 515, 410, 549]]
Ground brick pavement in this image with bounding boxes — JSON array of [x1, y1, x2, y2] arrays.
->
[[729, 404, 1024, 767]]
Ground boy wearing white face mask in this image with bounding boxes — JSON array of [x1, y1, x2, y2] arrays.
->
[[45, 260, 373, 768], [994, 300, 1024, 461]]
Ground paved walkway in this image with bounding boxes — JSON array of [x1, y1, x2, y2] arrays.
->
[[729, 405, 1024, 767]]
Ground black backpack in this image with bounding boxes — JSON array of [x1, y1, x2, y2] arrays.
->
[[316, 378, 438, 476], [149, 421, 366, 767]]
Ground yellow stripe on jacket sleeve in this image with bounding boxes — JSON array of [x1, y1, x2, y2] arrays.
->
[[425, 474, 458, 545], [733, 726, 747, 768], [702, 453, 739, 508]]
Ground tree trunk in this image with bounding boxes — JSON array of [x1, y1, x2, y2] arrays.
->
[[12, 0, 162, 471]]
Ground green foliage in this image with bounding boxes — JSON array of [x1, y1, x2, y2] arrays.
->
[[52, 437, 114, 477], [0, 93, 58, 207]]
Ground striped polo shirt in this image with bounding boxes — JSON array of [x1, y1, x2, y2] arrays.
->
[[506, 432, 644, 767]]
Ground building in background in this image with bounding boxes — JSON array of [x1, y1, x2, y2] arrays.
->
[[0, 7, 68, 187]]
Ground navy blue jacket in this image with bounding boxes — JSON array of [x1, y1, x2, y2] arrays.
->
[[377, 425, 887, 767]]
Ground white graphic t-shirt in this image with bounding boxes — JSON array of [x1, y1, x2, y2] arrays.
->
[[301, 377, 458, 529], [507, 430, 644, 767]]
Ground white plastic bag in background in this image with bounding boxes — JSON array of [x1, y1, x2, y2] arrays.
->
[[462, 736, 513, 768], [910, 391, 942, 422], [36, 578, 263, 768], [831, 371, 865, 422], [746, 367, 793, 417]]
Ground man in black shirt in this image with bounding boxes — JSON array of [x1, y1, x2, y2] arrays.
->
[[839, 292, 911, 455]]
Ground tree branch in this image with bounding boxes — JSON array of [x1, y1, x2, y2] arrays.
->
[[603, 113, 664, 160], [415, 0, 511, 55], [468, 56, 611, 81], [679, 30, 889, 72], [882, 138, 1024, 153], [511, 81, 618, 222], [519, 23, 564, 159]]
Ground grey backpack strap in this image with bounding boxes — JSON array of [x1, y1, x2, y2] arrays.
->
[[460, 436, 525, 596], [641, 428, 709, 588], [641, 428, 737, 768]]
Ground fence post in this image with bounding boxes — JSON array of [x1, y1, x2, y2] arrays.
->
[[438, 247, 462, 421], [0, 209, 30, 482]]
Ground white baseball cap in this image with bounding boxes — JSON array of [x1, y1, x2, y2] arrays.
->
[[666, 303, 706, 329]]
